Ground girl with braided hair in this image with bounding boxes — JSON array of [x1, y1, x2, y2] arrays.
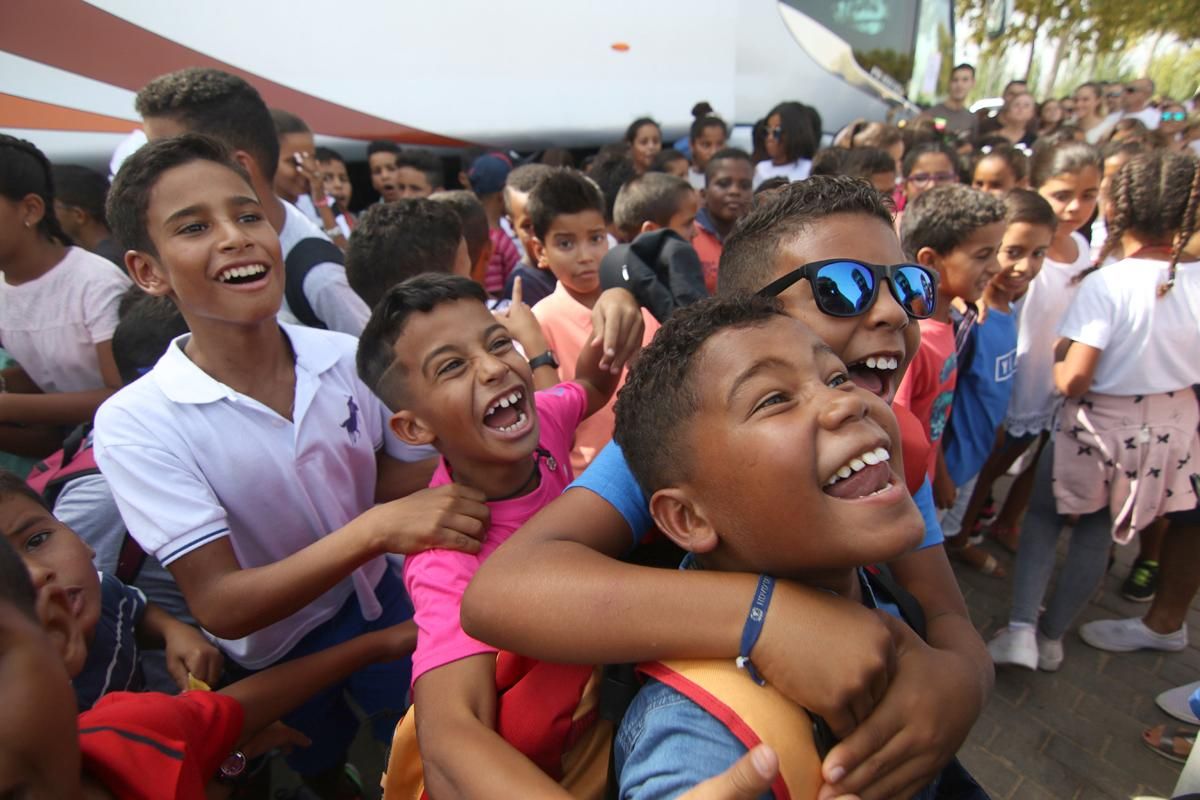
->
[[0, 134, 130, 457], [990, 150, 1200, 671]]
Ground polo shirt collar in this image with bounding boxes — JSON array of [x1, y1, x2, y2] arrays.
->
[[152, 324, 342, 405]]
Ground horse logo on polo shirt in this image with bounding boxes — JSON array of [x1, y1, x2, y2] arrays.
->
[[340, 396, 360, 443]]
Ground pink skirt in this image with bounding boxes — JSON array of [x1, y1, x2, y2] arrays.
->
[[1053, 390, 1200, 544]]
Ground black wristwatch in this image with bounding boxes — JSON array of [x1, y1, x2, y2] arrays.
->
[[528, 350, 560, 371]]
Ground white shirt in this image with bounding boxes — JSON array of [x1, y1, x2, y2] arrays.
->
[[687, 166, 706, 191], [0, 247, 130, 392], [1058, 257, 1200, 396], [94, 324, 428, 669], [1124, 106, 1161, 131], [752, 158, 811, 189], [1005, 232, 1090, 436], [276, 200, 370, 337]]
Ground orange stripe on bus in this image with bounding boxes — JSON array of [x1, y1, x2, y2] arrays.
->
[[0, 93, 138, 133]]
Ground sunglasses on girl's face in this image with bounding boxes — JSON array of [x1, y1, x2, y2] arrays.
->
[[757, 259, 937, 319], [768, 126, 785, 140], [1162, 111, 1186, 122]]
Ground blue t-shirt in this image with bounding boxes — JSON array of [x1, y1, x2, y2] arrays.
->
[[74, 572, 147, 711], [942, 309, 1018, 486], [570, 441, 943, 550]]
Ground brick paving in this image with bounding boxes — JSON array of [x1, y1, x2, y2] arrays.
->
[[954, 530, 1197, 799]]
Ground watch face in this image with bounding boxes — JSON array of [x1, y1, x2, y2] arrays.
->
[[219, 751, 247, 778]]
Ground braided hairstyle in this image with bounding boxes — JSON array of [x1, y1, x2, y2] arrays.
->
[[1083, 151, 1200, 295], [0, 134, 71, 246]]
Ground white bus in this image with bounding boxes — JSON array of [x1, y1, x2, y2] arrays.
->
[[1, 0, 956, 167]]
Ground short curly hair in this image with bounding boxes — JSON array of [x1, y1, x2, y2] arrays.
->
[[346, 199, 464, 310], [717, 175, 894, 295], [614, 293, 786, 496], [899, 184, 1006, 258], [135, 68, 280, 181]]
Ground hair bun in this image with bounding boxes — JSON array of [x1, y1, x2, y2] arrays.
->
[[691, 102, 714, 120]]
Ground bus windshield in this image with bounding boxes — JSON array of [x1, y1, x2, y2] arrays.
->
[[782, 0, 953, 103]]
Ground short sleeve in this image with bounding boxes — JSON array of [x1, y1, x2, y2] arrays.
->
[[94, 411, 231, 566], [533, 382, 589, 459], [81, 264, 132, 343], [568, 441, 652, 550], [911, 478, 945, 549], [615, 679, 761, 800], [54, 473, 126, 576], [404, 550, 495, 684], [1057, 275, 1114, 351], [304, 262, 371, 338], [893, 344, 930, 413]]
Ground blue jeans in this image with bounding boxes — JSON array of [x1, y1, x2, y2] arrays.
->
[[225, 569, 413, 776]]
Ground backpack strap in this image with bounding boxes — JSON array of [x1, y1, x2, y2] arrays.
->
[[865, 564, 928, 641], [640, 659, 824, 800], [284, 237, 345, 329]]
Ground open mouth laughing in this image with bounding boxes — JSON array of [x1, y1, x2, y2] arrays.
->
[[481, 387, 533, 438]]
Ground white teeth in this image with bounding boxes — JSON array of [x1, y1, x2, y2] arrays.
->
[[499, 396, 511, 409], [218, 263, 266, 282], [496, 411, 528, 433], [826, 446, 892, 486], [866, 357, 877, 369], [508, 391, 520, 404]]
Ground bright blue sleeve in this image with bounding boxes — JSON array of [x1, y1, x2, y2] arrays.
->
[[913, 478, 945, 549], [568, 441, 653, 551]]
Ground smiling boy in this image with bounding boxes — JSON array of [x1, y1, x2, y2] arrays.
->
[[93, 134, 488, 795], [612, 294, 936, 797], [356, 274, 621, 796]]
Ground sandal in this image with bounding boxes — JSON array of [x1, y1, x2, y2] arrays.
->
[[949, 543, 1007, 578], [986, 523, 1020, 554], [1143, 723, 1196, 764]]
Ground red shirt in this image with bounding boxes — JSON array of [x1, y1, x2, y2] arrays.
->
[[894, 319, 957, 478], [79, 690, 244, 800]]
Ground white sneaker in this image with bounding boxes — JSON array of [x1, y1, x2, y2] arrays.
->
[[989, 625, 1038, 669], [1078, 617, 1188, 653], [1037, 634, 1064, 672]]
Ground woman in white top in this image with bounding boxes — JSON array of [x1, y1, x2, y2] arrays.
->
[[752, 101, 818, 188], [990, 150, 1200, 671], [955, 141, 1103, 551], [0, 135, 130, 457], [1073, 82, 1115, 145]]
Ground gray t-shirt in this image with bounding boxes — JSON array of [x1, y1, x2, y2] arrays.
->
[[928, 103, 978, 139]]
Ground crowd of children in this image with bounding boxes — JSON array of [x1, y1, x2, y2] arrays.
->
[[1, 60, 1198, 799]]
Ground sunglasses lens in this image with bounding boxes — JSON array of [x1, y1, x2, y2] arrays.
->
[[813, 262, 876, 316], [894, 266, 936, 318]]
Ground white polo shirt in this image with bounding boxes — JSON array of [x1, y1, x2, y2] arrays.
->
[[94, 324, 425, 669]]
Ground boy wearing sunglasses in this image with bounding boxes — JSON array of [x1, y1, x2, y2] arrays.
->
[[466, 177, 995, 800], [895, 185, 1006, 515]]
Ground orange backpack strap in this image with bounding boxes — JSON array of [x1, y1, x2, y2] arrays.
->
[[381, 706, 426, 800], [641, 659, 823, 800]]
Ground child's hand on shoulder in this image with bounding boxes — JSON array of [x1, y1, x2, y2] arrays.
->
[[361, 483, 489, 557], [589, 287, 646, 374], [495, 277, 550, 357], [162, 618, 224, 691]]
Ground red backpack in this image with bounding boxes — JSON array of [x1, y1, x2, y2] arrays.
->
[[25, 424, 146, 584]]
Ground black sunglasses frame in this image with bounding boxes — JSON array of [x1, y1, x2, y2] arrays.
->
[[757, 259, 938, 320]]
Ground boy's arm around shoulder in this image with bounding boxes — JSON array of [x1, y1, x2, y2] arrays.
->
[[816, 545, 992, 800], [413, 655, 572, 799]]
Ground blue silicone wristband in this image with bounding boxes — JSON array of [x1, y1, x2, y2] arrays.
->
[[736, 574, 775, 686]]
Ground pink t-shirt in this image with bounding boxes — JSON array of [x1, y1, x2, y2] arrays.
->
[[893, 318, 957, 478], [533, 283, 660, 474], [404, 382, 588, 684]]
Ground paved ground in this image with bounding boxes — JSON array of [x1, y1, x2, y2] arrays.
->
[[954, 528, 1197, 800]]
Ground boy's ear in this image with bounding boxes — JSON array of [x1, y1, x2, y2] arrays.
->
[[472, 240, 494, 287], [640, 220, 660, 234], [231, 150, 263, 184], [36, 585, 88, 679], [531, 236, 550, 269], [648, 488, 719, 555], [915, 246, 942, 272], [125, 251, 174, 297], [389, 410, 436, 447]]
